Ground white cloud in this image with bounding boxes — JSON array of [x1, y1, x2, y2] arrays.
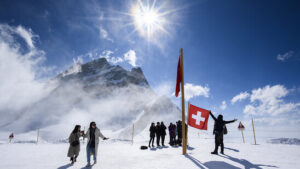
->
[[231, 92, 250, 104], [15, 26, 37, 49], [0, 24, 55, 124], [254, 117, 287, 126], [99, 26, 113, 42], [184, 83, 210, 100], [124, 50, 137, 67], [100, 50, 124, 64], [243, 85, 300, 116], [277, 51, 294, 61], [220, 101, 227, 110], [62, 57, 83, 77], [153, 81, 173, 97]]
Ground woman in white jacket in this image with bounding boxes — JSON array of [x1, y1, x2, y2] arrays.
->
[[84, 122, 109, 166]]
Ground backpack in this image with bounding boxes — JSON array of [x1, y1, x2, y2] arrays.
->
[[213, 122, 228, 135], [223, 125, 228, 135], [140, 146, 148, 150]]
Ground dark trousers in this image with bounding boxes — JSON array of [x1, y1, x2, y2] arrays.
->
[[149, 136, 154, 146], [214, 132, 224, 153], [161, 135, 165, 146], [156, 134, 160, 146]]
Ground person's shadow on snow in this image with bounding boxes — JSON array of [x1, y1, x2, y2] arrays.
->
[[57, 163, 72, 169], [185, 154, 240, 169], [221, 154, 278, 169], [224, 147, 239, 152], [80, 164, 94, 169]]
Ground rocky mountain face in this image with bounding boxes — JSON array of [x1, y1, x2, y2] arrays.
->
[[56, 58, 149, 88], [4, 58, 180, 140]]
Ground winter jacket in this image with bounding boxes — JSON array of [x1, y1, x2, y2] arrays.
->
[[84, 127, 105, 156], [67, 132, 81, 157], [149, 126, 156, 137], [155, 125, 161, 136], [160, 124, 167, 136], [210, 112, 235, 134], [168, 125, 175, 137]]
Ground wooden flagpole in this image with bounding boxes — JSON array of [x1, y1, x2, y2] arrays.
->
[[241, 130, 245, 143], [186, 101, 190, 146], [83, 126, 85, 144], [252, 118, 257, 145], [36, 128, 40, 144], [132, 123, 135, 145], [180, 48, 187, 155]]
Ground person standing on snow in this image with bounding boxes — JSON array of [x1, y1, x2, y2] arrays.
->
[[209, 111, 237, 155], [168, 123, 175, 146], [160, 121, 167, 146], [67, 125, 84, 164], [84, 122, 109, 167], [155, 122, 161, 147], [176, 121, 182, 146], [149, 122, 156, 147]]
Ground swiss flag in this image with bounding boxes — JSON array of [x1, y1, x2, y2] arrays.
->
[[188, 104, 210, 130], [175, 56, 181, 97]]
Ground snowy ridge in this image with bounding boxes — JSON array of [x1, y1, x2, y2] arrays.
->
[[268, 138, 300, 145]]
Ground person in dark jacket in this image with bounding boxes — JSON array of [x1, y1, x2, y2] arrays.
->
[[160, 121, 167, 146], [168, 123, 176, 146], [210, 111, 237, 155], [155, 122, 161, 147], [67, 125, 83, 164], [149, 123, 156, 147], [176, 121, 182, 146]]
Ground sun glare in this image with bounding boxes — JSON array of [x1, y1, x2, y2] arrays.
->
[[131, 1, 165, 39]]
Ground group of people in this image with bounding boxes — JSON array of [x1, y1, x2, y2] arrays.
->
[[149, 121, 186, 147], [149, 122, 167, 147], [67, 112, 236, 166], [148, 111, 237, 155], [67, 121, 109, 167]]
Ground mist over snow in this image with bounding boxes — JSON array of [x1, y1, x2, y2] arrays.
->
[[0, 24, 56, 127], [0, 24, 181, 141]]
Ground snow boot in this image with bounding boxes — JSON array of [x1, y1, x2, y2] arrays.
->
[[211, 151, 218, 155], [220, 151, 224, 155], [70, 157, 74, 164], [86, 162, 91, 167]]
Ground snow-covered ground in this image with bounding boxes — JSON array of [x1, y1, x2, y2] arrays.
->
[[1, 128, 300, 169]]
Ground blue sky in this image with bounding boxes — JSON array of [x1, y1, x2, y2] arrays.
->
[[0, 0, 300, 128]]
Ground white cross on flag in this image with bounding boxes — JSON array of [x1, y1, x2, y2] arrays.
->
[[188, 104, 210, 130]]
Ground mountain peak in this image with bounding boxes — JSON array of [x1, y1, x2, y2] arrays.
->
[[57, 57, 149, 87]]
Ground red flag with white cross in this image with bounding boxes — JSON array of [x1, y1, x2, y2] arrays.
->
[[188, 104, 210, 130]]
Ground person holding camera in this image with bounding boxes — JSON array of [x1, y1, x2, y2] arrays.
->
[[67, 125, 84, 164], [84, 122, 109, 167]]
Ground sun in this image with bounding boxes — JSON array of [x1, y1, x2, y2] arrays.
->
[[131, 0, 166, 39]]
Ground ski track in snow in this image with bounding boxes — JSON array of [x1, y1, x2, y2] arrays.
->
[[1, 135, 300, 169]]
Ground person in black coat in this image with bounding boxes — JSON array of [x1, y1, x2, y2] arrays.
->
[[149, 123, 156, 147], [210, 111, 237, 155], [168, 123, 175, 146], [155, 122, 161, 147], [176, 120, 182, 146], [160, 121, 167, 146]]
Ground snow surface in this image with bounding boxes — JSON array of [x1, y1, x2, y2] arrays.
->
[[1, 127, 300, 169]]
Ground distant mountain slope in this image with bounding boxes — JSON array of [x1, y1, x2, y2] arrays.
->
[[2, 58, 180, 140]]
